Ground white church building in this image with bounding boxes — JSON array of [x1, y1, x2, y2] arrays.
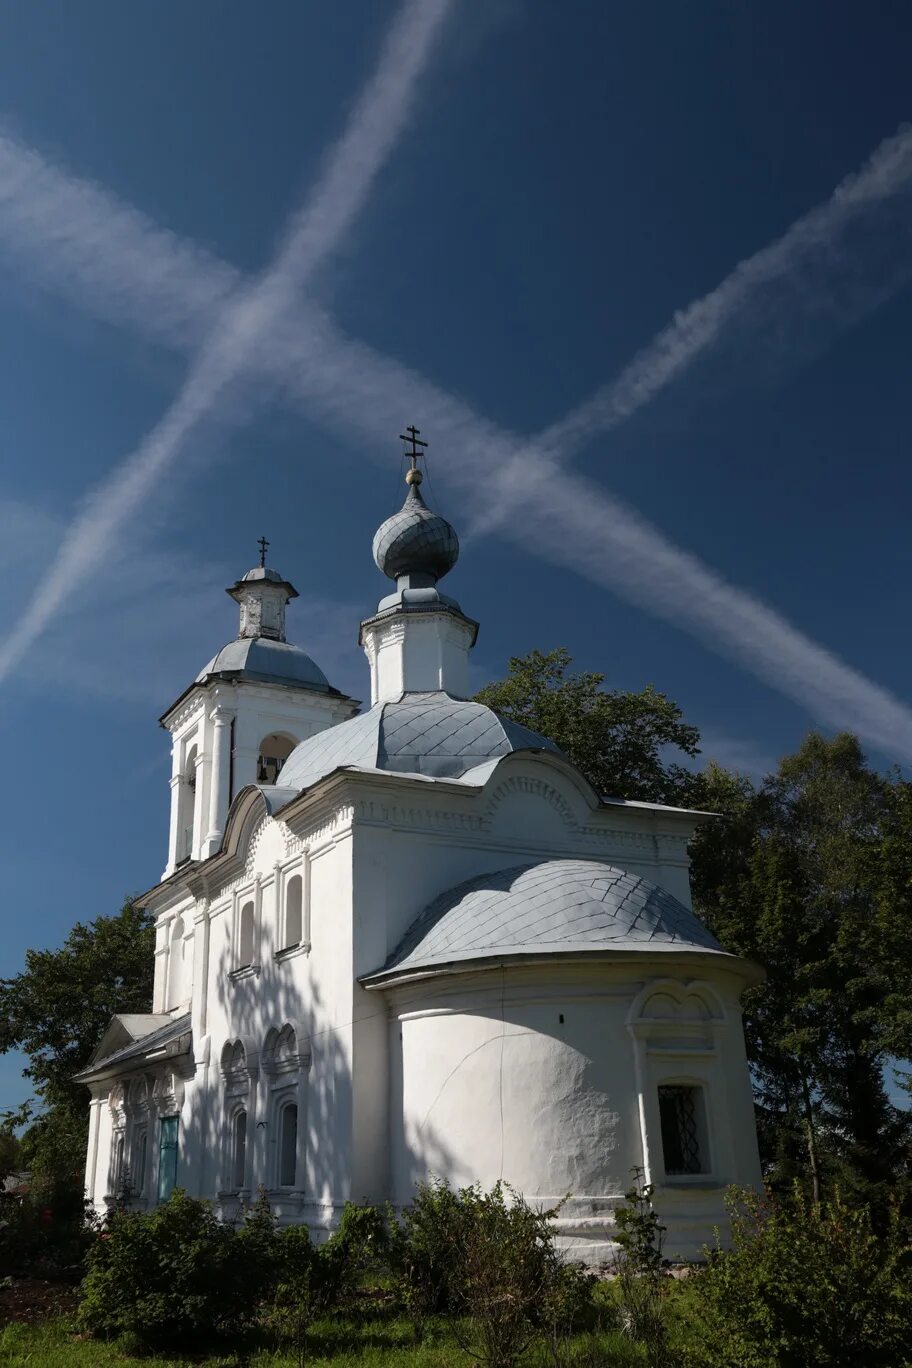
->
[[79, 440, 762, 1262]]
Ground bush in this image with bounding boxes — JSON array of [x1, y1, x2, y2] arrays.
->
[[612, 1169, 675, 1368], [683, 1185, 912, 1368], [79, 1189, 261, 1350], [0, 1186, 95, 1279], [448, 1182, 594, 1368], [391, 1178, 474, 1318]]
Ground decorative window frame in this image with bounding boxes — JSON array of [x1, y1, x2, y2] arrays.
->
[[272, 855, 311, 961], [218, 1037, 259, 1199], [626, 979, 727, 1189], [125, 1075, 152, 1206], [106, 1083, 127, 1201], [261, 1021, 309, 1199], [229, 878, 263, 979]]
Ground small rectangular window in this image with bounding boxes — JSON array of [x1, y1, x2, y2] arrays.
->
[[658, 1085, 706, 1176]]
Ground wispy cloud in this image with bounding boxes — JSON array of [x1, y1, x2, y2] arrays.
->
[[541, 124, 912, 455], [0, 0, 452, 685], [2, 114, 912, 762]]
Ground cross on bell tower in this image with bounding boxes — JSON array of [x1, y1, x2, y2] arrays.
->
[[257, 535, 270, 568]]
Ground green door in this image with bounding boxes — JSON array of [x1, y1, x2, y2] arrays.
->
[[157, 1115, 179, 1203]]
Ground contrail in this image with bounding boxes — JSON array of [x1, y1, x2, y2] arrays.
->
[[543, 123, 912, 454], [2, 121, 912, 762], [0, 0, 452, 683], [468, 124, 912, 537]]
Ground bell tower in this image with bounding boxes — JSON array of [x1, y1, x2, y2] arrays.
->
[[159, 544, 358, 878]]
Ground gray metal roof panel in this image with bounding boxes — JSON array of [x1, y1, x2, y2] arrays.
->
[[197, 636, 331, 691], [365, 860, 725, 981], [76, 1012, 192, 1080], [279, 692, 562, 793]]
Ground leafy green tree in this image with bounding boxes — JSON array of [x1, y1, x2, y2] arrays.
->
[[0, 899, 154, 1185], [692, 733, 912, 1206], [475, 648, 701, 803]]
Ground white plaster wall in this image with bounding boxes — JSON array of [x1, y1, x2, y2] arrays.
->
[[385, 963, 760, 1263]]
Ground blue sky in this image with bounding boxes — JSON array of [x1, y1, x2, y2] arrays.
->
[[1, 0, 912, 1112]]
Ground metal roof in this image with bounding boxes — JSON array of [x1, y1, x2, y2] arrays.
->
[[196, 636, 332, 691], [362, 859, 726, 983], [278, 691, 562, 791], [75, 1013, 192, 1081]]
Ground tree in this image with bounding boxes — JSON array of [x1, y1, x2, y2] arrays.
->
[[0, 899, 154, 1186], [692, 733, 912, 1207], [474, 648, 701, 803]]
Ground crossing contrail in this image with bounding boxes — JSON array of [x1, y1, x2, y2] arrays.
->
[[1, 113, 912, 759], [0, 0, 453, 683]]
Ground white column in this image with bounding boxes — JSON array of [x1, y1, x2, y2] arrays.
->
[[294, 1064, 308, 1196], [192, 902, 211, 1040], [204, 708, 233, 855], [164, 747, 183, 878], [84, 1094, 105, 1207]]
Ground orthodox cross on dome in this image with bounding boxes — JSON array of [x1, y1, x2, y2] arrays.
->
[[257, 535, 270, 568], [399, 424, 427, 485]]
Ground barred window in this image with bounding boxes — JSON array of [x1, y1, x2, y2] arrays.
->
[[658, 1084, 707, 1176]]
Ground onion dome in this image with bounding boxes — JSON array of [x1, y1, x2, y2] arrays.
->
[[372, 465, 459, 584]]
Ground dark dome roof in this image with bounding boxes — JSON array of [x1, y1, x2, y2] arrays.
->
[[363, 859, 727, 982], [372, 484, 459, 582], [278, 691, 561, 790]]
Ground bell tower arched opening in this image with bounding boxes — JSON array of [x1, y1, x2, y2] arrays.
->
[[257, 732, 297, 785]]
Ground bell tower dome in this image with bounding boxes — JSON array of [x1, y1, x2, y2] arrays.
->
[[159, 542, 357, 877]]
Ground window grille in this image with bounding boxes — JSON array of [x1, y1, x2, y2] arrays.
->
[[658, 1085, 704, 1175]]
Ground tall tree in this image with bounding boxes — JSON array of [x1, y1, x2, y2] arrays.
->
[[692, 734, 912, 1206], [475, 648, 701, 803], [0, 899, 154, 1185]]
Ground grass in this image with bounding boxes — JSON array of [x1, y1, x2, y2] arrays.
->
[[0, 1308, 647, 1367]]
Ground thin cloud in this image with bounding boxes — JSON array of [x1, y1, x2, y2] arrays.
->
[[0, 0, 452, 684], [2, 122, 912, 762], [542, 123, 912, 455]]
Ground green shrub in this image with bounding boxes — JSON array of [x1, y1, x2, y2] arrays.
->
[[79, 1189, 260, 1350], [0, 1186, 95, 1278], [391, 1178, 475, 1317], [450, 1182, 594, 1368], [684, 1185, 912, 1368], [612, 1169, 675, 1368]]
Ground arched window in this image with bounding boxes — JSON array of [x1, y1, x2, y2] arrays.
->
[[112, 1133, 125, 1192], [284, 875, 303, 949], [168, 916, 190, 1008], [232, 1110, 247, 1190], [177, 744, 198, 862], [257, 733, 296, 786], [135, 1130, 147, 1193], [278, 1103, 298, 1188], [238, 901, 255, 967]]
